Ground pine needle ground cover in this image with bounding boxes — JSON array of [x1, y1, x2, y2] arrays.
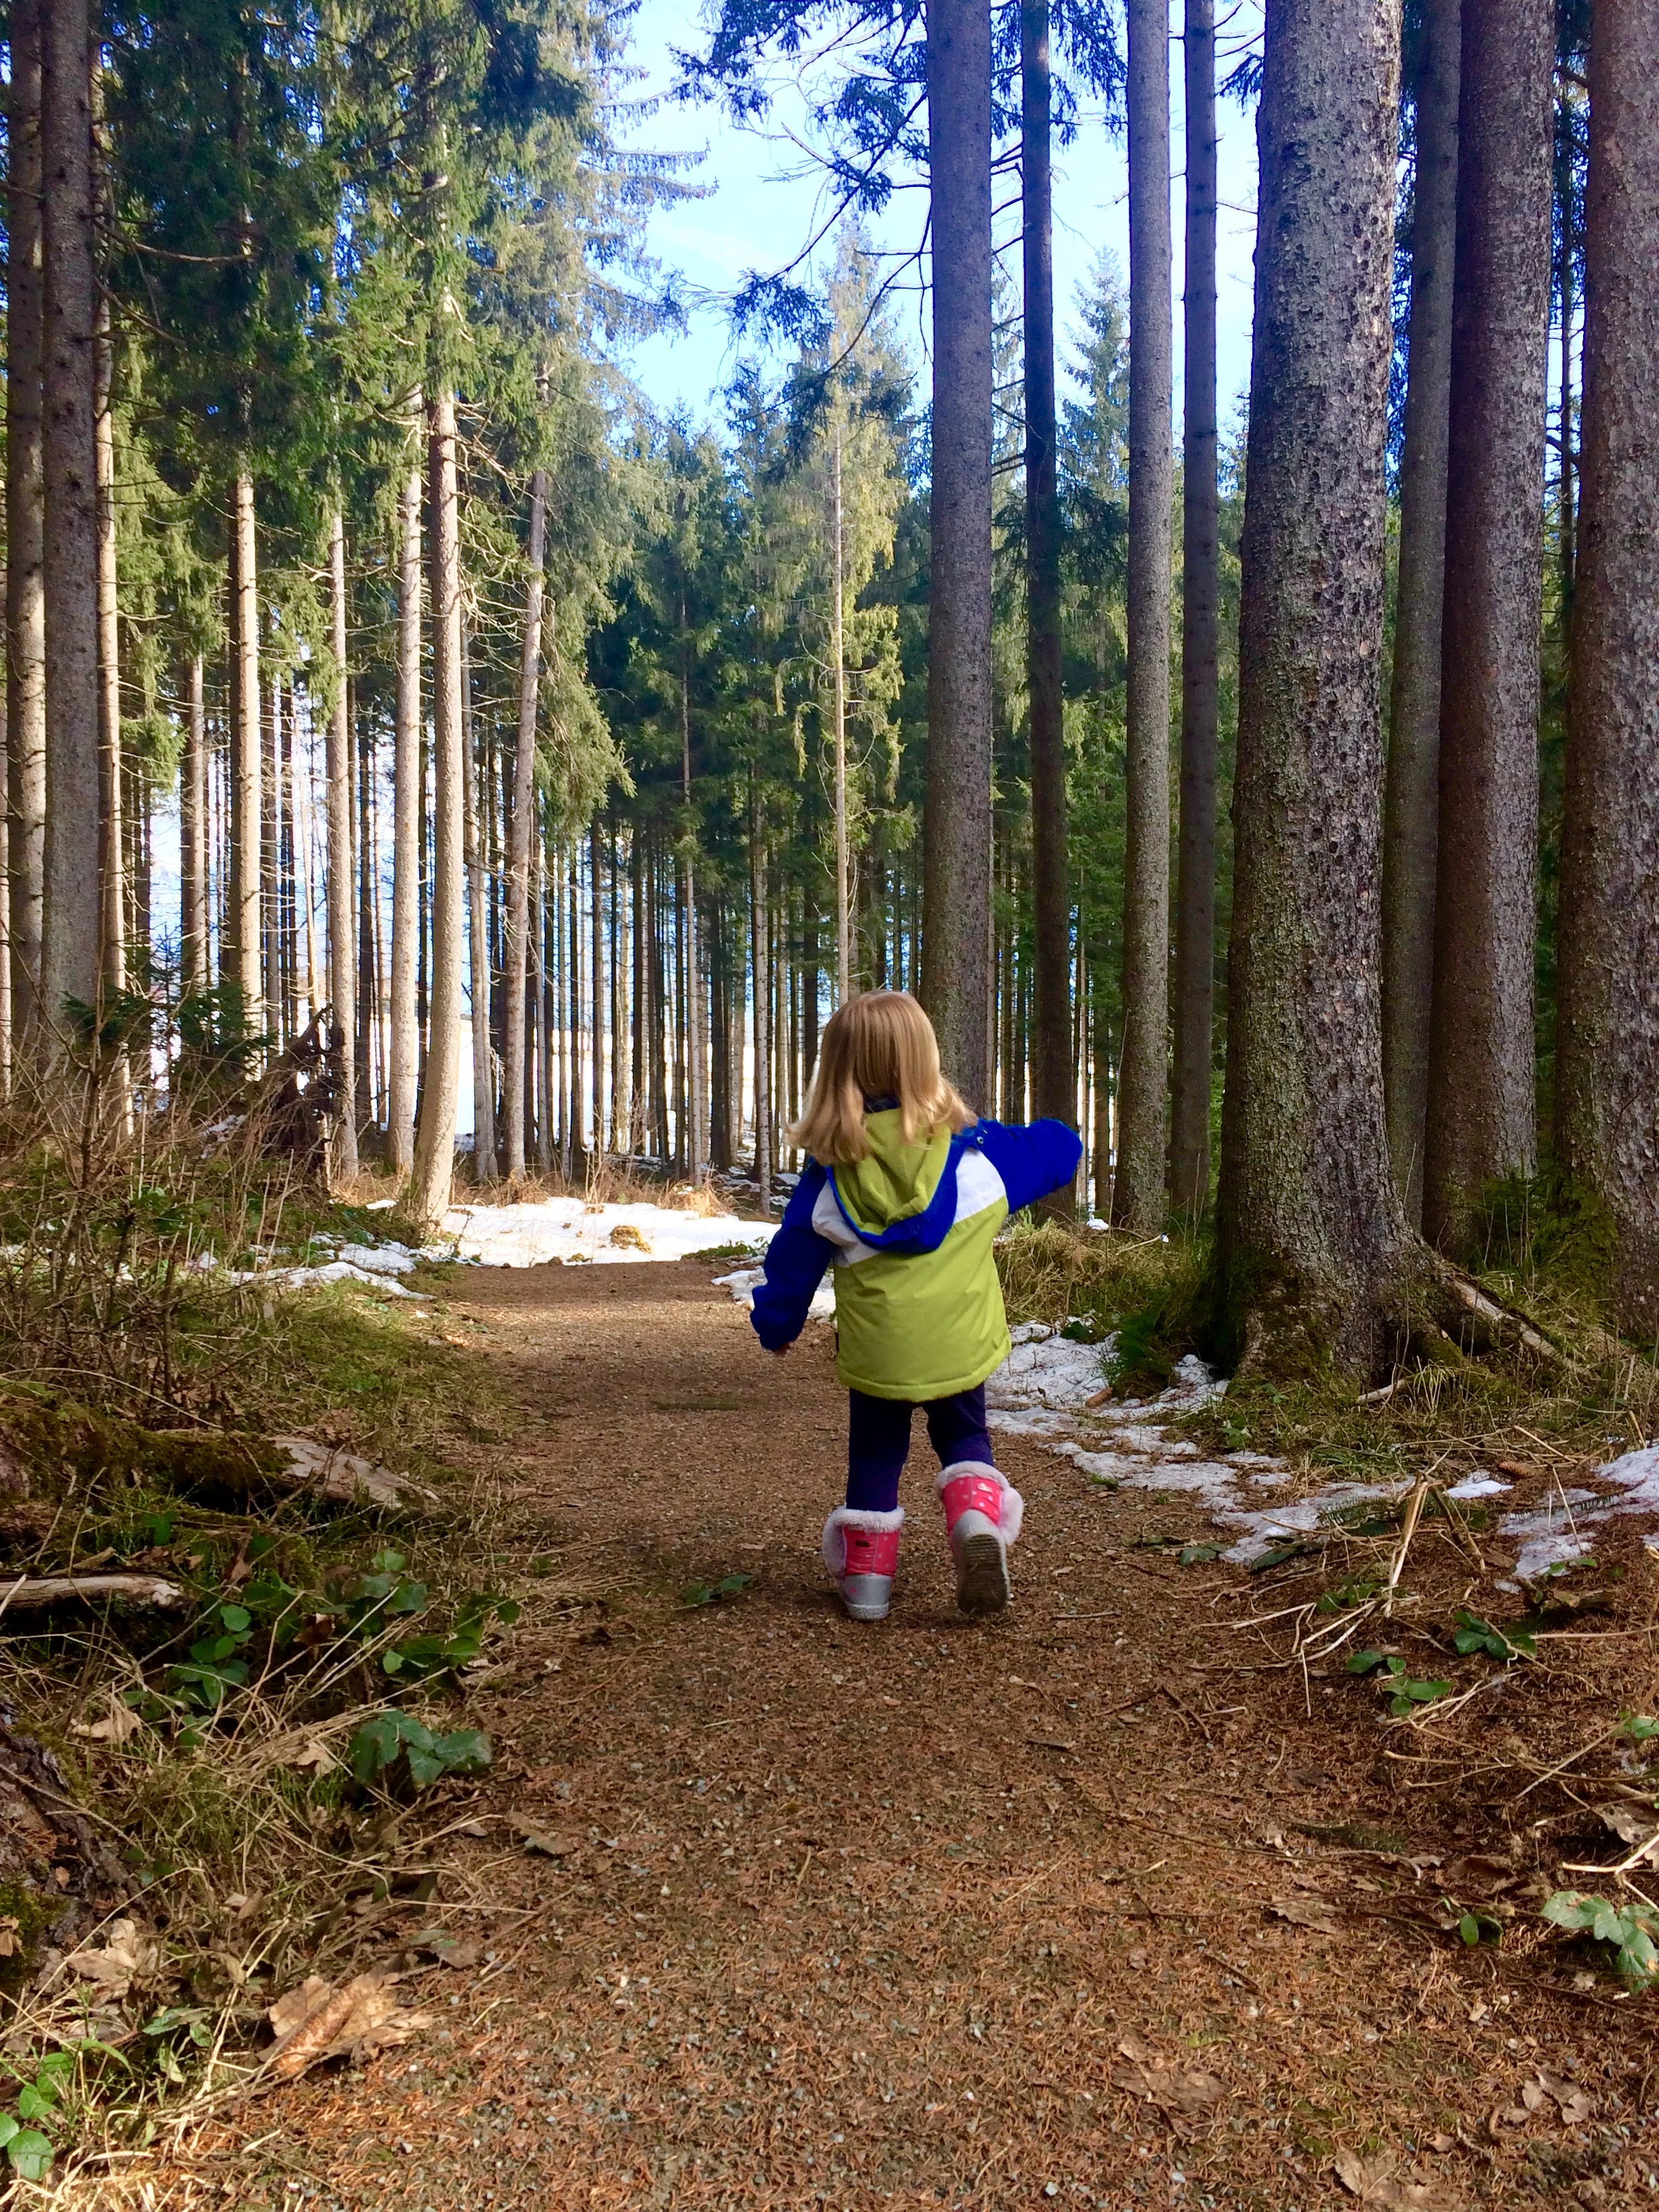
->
[[56, 1246, 1659, 2211]]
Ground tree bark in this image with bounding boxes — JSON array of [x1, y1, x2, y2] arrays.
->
[[589, 819, 607, 1161], [388, 438, 422, 1176], [921, 0, 994, 1109], [1113, 0, 1173, 1232], [326, 512, 359, 1179], [533, 830, 552, 1174], [409, 393, 464, 1225], [94, 282, 124, 1004], [501, 464, 544, 1181], [1168, 0, 1219, 1220], [181, 657, 207, 993], [7, 0, 47, 1056], [830, 422, 851, 1006], [1555, 0, 1659, 1335], [226, 468, 262, 1034], [464, 625, 496, 1181], [750, 792, 772, 1211], [1380, 0, 1460, 1225], [1422, 0, 1551, 1253], [681, 673, 705, 1179], [39, 0, 102, 1032], [1022, 0, 1071, 1176], [1216, 0, 1412, 1376]]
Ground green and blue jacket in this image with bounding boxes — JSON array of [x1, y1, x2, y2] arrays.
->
[[750, 1108, 1082, 1401]]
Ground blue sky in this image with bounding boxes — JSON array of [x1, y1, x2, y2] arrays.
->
[[612, 0, 1265, 441]]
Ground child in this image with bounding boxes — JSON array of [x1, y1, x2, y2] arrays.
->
[[750, 989, 1082, 1622]]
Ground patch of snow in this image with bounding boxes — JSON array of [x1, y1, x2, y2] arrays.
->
[[985, 1328, 1113, 1411], [441, 1197, 773, 1270], [333, 1242, 418, 1275], [1445, 1472, 1511, 1500], [1214, 1482, 1398, 1565], [1493, 1452, 1659, 1580], [232, 1259, 417, 1298]]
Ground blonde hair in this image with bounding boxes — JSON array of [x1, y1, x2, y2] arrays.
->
[[789, 990, 972, 1165]]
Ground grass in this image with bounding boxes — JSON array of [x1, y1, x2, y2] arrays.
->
[[0, 1062, 533, 2187], [996, 1214, 1209, 1390]]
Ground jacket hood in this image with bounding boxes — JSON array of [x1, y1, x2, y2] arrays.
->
[[826, 1109, 964, 1253]]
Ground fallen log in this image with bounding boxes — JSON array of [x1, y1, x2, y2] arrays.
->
[[0, 1573, 184, 1613]]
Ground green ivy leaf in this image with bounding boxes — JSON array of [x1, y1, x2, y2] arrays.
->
[[7, 2129, 53, 2181]]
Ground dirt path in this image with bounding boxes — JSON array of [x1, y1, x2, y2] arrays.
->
[[209, 1262, 1654, 2211]]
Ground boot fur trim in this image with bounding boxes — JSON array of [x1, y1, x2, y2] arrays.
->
[[935, 1461, 1024, 1547], [822, 1504, 905, 1579]]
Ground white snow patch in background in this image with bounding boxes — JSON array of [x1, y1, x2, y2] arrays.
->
[[714, 1265, 836, 1323], [441, 1198, 773, 1270], [228, 1257, 418, 1298], [333, 1243, 419, 1275]]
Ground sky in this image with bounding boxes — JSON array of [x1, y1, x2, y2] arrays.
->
[[611, 0, 1265, 441]]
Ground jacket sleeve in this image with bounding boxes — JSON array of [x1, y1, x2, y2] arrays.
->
[[972, 1116, 1084, 1217], [749, 1162, 836, 1350]]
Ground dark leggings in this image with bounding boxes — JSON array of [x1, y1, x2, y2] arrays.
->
[[845, 1385, 996, 1514]]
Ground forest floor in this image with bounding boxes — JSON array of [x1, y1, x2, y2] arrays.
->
[[129, 1254, 1659, 2212]]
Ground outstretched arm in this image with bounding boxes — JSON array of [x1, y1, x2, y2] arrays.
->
[[749, 1163, 836, 1351], [970, 1118, 1084, 1216]]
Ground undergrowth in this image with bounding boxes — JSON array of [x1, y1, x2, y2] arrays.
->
[[997, 1187, 1659, 1467], [0, 1046, 523, 2188]]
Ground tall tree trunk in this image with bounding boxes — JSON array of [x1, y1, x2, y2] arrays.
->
[[566, 843, 585, 1175], [1380, 0, 1460, 1225], [750, 792, 772, 1211], [409, 393, 464, 1224], [7, 0, 47, 1057], [590, 819, 607, 1161], [1022, 0, 1071, 1169], [464, 626, 495, 1181], [1554, 0, 1659, 1334], [1113, 0, 1174, 1231], [681, 673, 705, 1179], [1422, 0, 1551, 1252], [502, 464, 546, 1179], [260, 650, 280, 1036], [921, 0, 994, 1107], [226, 469, 262, 1033], [533, 830, 552, 1174], [356, 693, 377, 1123], [830, 422, 851, 1004], [94, 282, 124, 1006], [39, 0, 102, 1033], [283, 682, 300, 1043], [1216, 0, 1411, 1376], [182, 657, 207, 992], [326, 512, 359, 1179], [1168, 0, 1219, 1219], [388, 438, 422, 1175]]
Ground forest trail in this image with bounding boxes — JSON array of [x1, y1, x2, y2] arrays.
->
[[200, 1263, 1650, 2212]]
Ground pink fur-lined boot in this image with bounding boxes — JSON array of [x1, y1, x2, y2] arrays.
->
[[936, 1462, 1024, 1616], [821, 1507, 905, 1622]]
